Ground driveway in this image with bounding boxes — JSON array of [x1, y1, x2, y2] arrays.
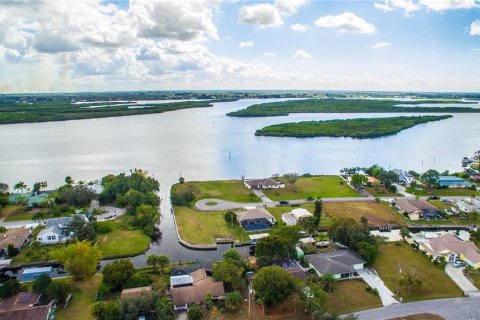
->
[[357, 268, 399, 306], [95, 206, 127, 221], [195, 198, 263, 211], [354, 296, 480, 320], [445, 264, 480, 297]]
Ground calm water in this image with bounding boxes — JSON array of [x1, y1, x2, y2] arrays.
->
[[1, 98, 479, 265]]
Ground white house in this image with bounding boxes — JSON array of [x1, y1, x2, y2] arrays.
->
[[37, 214, 88, 245], [281, 213, 297, 226], [243, 178, 285, 190], [281, 208, 313, 225]]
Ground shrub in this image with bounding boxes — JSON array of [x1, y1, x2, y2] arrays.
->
[[224, 211, 238, 227]]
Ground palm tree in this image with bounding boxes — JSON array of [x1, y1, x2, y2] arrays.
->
[[32, 211, 46, 223], [13, 181, 27, 194], [303, 216, 318, 242], [320, 273, 336, 293]]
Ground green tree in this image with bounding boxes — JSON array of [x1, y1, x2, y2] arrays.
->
[[187, 304, 204, 320], [224, 211, 237, 227], [378, 170, 399, 188], [92, 300, 120, 320], [155, 296, 175, 320], [421, 169, 440, 189], [224, 290, 243, 310], [320, 273, 336, 293], [102, 259, 135, 291], [399, 269, 423, 292], [365, 165, 383, 177], [223, 249, 241, 262], [55, 240, 101, 281], [255, 235, 290, 266], [400, 228, 410, 240], [147, 254, 169, 273], [302, 284, 328, 318], [132, 204, 160, 237], [65, 176, 74, 186], [32, 274, 52, 296], [32, 211, 46, 223], [355, 242, 378, 265], [252, 265, 297, 308], [213, 256, 245, 289], [68, 215, 96, 241], [13, 181, 28, 193], [0, 279, 21, 298], [351, 174, 368, 190], [0, 182, 8, 194], [7, 244, 17, 257], [303, 216, 319, 239], [57, 184, 97, 207], [46, 281, 71, 305]]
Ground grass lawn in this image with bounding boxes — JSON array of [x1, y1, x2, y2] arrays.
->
[[96, 229, 150, 259], [467, 271, 480, 290], [364, 185, 403, 197], [373, 242, 463, 302], [263, 175, 360, 201], [0, 205, 32, 221], [406, 186, 480, 197], [12, 243, 65, 264], [56, 275, 102, 320], [326, 279, 382, 315], [174, 206, 249, 244], [267, 203, 334, 229], [173, 180, 260, 203], [388, 314, 444, 320]]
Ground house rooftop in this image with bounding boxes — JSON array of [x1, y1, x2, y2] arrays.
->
[[307, 250, 365, 275], [395, 199, 421, 214], [424, 233, 480, 265], [171, 268, 224, 306], [120, 286, 152, 299], [0, 228, 30, 251], [244, 178, 283, 188], [0, 292, 54, 320], [236, 207, 274, 223], [291, 208, 312, 220]]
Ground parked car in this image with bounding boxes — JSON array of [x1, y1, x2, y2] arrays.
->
[[279, 200, 289, 205], [453, 261, 466, 268], [428, 195, 440, 200]]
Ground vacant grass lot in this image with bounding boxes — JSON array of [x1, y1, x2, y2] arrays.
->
[[0, 205, 32, 221], [326, 279, 382, 315], [96, 229, 150, 259], [56, 275, 102, 320], [373, 243, 463, 302], [263, 176, 359, 201], [13, 243, 64, 263], [173, 180, 260, 203], [174, 206, 249, 244], [364, 185, 403, 197], [406, 186, 480, 197], [323, 201, 406, 226]]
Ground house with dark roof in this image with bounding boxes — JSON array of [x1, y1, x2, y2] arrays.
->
[[37, 214, 88, 245], [236, 207, 276, 232], [244, 178, 285, 190], [394, 199, 422, 220], [0, 292, 54, 320], [394, 199, 442, 220], [307, 250, 365, 279], [169, 268, 224, 311]]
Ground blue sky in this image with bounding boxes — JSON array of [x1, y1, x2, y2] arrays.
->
[[0, 0, 479, 93]]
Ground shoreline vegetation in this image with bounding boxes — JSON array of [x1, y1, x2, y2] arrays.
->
[[227, 98, 479, 117], [254, 115, 453, 139], [0, 100, 214, 125]]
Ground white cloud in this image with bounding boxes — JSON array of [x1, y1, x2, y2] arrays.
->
[[372, 42, 391, 49], [238, 41, 254, 48], [374, 0, 477, 14], [290, 23, 308, 32], [263, 52, 276, 56], [315, 12, 376, 34], [293, 49, 313, 60], [238, 0, 308, 27], [470, 20, 480, 36]]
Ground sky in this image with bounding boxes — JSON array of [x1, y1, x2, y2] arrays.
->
[[0, 0, 479, 93]]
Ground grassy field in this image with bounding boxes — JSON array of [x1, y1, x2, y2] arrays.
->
[[406, 186, 480, 196], [326, 279, 382, 315], [323, 201, 406, 226], [373, 243, 463, 302], [56, 275, 102, 320], [364, 185, 403, 197], [263, 175, 359, 201], [13, 244, 65, 263], [172, 180, 260, 203], [174, 206, 249, 244], [467, 271, 480, 290], [96, 229, 150, 258], [0, 205, 32, 221], [254, 116, 452, 139]]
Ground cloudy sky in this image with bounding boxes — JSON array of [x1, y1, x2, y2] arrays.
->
[[0, 0, 479, 93]]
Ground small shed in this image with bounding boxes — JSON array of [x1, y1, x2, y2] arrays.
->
[[21, 267, 52, 281]]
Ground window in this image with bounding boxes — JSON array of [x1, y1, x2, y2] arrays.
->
[[38, 237, 42, 241]]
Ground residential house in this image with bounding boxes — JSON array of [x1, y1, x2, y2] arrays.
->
[[438, 176, 473, 188], [243, 178, 285, 190], [394, 199, 422, 220], [393, 169, 416, 186], [418, 233, 480, 268], [37, 214, 88, 245], [408, 200, 442, 219], [0, 292, 54, 320], [8, 193, 49, 207], [456, 198, 480, 213], [469, 174, 480, 182], [307, 250, 365, 279], [121, 286, 152, 299], [272, 258, 307, 281], [169, 268, 224, 311], [0, 228, 30, 255], [236, 207, 275, 232]]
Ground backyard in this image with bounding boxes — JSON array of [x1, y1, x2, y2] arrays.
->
[[364, 184, 403, 197], [372, 242, 463, 302], [0, 205, 33, 221], [172, 180, 260, 203], [323, 201, 406, 226], [406, 186, 480, 197], [96, 228, 150, 259], [55, 275, 102, 320], [326, 279, 382, 315], [263, 175, 360, 201], [174, 206, 250, 244]]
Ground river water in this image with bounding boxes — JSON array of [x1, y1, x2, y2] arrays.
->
[[1, 98, 479, 266]]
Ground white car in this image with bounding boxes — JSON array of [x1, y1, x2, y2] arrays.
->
[[453, 261, 466, 268]]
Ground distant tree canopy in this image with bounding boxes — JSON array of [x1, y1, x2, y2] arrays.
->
[[0, 183, 8, 207], [67, 215, 96, 241], [102, 259, 135, 292], [421, 169, 440, 188], [57, 184, 97, 207], [131, 204, 160, 237], [351, 174, 367, 190], [99, 169, 160, 212], [55, 241, 101, 281], [255, 226, 301, 266], [170, 183, 198, 206], [252, 265, 297, 308]]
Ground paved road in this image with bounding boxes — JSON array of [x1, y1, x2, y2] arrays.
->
[[354, 296, 480, 320], [357, 268, 399, 306], [445, 264, 480, 297], [194, 198, 263, 211], [0, 220, 39, 229]]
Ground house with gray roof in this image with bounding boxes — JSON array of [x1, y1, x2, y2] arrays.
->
[[307, 250, 365, 279], [37, 214, 88, 245]]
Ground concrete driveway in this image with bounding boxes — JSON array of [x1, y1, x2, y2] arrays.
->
[[445, 264, 480, 297], [194, 198, 263, 211], [357, 268, 399, 306]]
